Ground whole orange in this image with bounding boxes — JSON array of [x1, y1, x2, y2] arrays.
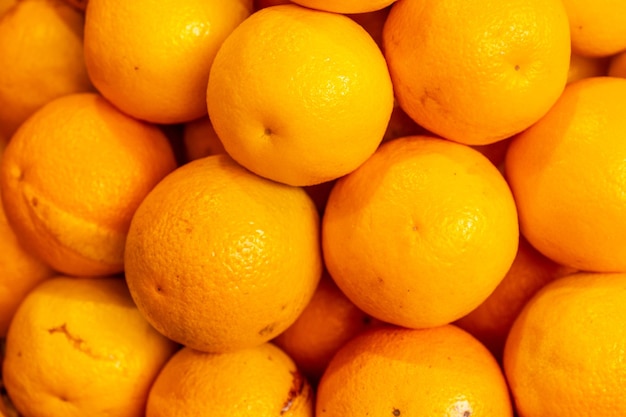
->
[[504, 271, 626, 416], [124, 154, 322, 353], [316, 325, 513, 416], [382, 0, 571, 145], [0, 93, 177, 277], [207, 4, 394, 186], [505, 76, 626, 272], [322, 135, 519, 329]]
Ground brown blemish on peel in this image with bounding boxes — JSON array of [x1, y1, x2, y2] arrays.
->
[[280, 370, 310, 415]]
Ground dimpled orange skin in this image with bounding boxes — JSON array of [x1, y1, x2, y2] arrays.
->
[[84, 0, 253, 124], [207, 4, 394, 186], [382, 0, 571, 145], [289, 0, 396, 14], [503, 272, 626, 416], [322, 135, 519, 329], [2, 276, 179, 417], [505, 76, 626, 272], [124, 154, 322, 353], [0, 93, 178, 277], [146, 343, 314, 417], [316, 325, 513, 416]]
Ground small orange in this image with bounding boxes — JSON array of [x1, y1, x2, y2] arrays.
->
[[182, 116, 226, 162], [0, 0, 94, 139], [124, 154, 322, 353], [2, 276, 179, 417], [0, 93, 178, 277], [146, 343, 313, 416], [289, 0, 396, 14], [382, 0, 571, 145], [560, 0, 626, 57], [272, 273, 380, 382], [454, 236, 575, 361], [503, 272, 626, 416], [316, 324, 513, 416], [84, 0, 253, 124], [505, 76, 626, 272], [322, 135, 519, 329], [568, 53, 609, 84], [207, 4, 394, 186]]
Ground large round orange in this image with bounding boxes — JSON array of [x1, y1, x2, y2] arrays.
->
[[124, 154, 322, 353], [316, 325, 513, 416], [2, 276, 179, 417], [322, 135, 519, 329], [146, 343, 313, 416], [503, 272, 626, 416], [0, 0, 93, 139], [207, 4, 394, 186], [382, 0, 571, 145], [505, 76, 626, 272], [455, 236, 575, 361], [84, 0, 253, 124], [0, 93, 177, 277]]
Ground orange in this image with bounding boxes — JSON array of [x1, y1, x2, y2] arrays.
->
[[0, 0, 94, 140], [182, 116, 226, 162], [0, 93, 178, 277], [146, 343, 313, 416], [289, 0, 396, 14], [0, 191, 54, 337], [560, 0, 626, 57], [254, 0, 291, 8], [322, 135, 519, 329], [568, 53, 609, 84], [272, 273, 380, 382], [505, 76, 626, 272], [346, 7, 390, 50], [454, 236, 575, 361], [84, 0, 253, 124], [207, 4, 394, 186], [124, 154, 322, 353], [607, 50, 626, 79], [0, 0, 15, 16], [503, 272, 626, 416], [59, 0, 87, 10], [316, 324, 513, 416], [382, 0, 571, 145], [2, 276, 179, 417]]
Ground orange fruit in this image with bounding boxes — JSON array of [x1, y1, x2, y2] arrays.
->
[[322, 135, 519, 329], [290, 0, 396, 14], [124, 154, 322, 353], [316, 324, 513, 416], [382, 0, 571, 145], [607, 50, 626, 79], [84, 0, 253, 124], [560, 0, 626, 57], [254, 0, 291, 9], [59, 0, 87, 10], [568, 53, 609, 84], [0, 194, 54, 337], [206, 4, 394, 186], [0, 0, 94, 139], [182, 116, 226, 162], [0, 0, 15, 16], [0, 93, 178, 277], [272, 272, 380, 382], [346, 6, 390, 50], [505, 76, 626, 272], [2, 276, 179, 417], [455, 236, 575, 361], [146, 343, 313, 416], [503, 272, 626, 416]]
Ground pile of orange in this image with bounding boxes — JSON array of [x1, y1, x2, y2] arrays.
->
[[2, 0, 626, 416]]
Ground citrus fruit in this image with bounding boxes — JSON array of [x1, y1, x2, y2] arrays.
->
[[0, 93, 177, 277], [0, 0, 93, 139], [290, 0, 396, 14], [322, 135, 519, 329], [382, 0, 571, 145], [146, 343, 313, 416], [124, 154, 322, 353], [207, 4, 394, 186], [568, 53, 609, 83], [505, 76, 626, 272], [84, 0, 253, 124], [503, 271, 626, 416], [182, 116, 226, 162], [2, 276, 179, 417], [316, 324, 513, 416]]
